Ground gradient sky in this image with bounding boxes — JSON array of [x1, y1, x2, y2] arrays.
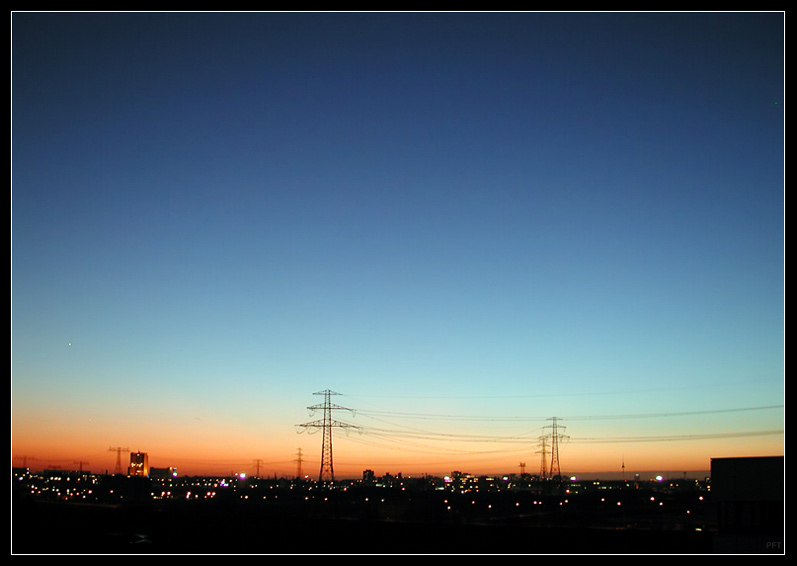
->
[[12, 11, 784, 479]]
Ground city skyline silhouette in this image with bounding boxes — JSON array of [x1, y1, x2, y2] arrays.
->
[[13, 388, 783, 480]]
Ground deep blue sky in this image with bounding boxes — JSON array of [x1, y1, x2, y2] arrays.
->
[[12, 12, 784, 476]]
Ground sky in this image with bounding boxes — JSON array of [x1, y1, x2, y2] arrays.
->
[[11, 11, 784, 480]]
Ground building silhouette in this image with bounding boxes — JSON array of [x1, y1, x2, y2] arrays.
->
[[128, 451, 149, 477], [711, 455, 784, 553]]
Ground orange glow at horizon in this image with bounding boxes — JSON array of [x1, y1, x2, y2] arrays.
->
[[13, 425, 783, 479], [13, 387, 784, 479]]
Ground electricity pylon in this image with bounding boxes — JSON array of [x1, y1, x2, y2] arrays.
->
[[13, 455, 37, 469], [108, 446, 129, 475], [536, 435, 548, 479], [544, 417, 568, 480], [295, 448, 304, 479], [296, 390, 359, 483]]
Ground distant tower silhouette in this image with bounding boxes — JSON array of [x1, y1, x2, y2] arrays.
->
[[14, 455, 37, 469], [108, 447, 129, 475], [295, 448, 304, 479], [519, 462, 526, 476], [537, 435, 548, 479], [297, 390, 359, 483], [544, 417, 568, 480]]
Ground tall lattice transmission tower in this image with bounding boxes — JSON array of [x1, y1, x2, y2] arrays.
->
[[544, 417, 568, 480], [296, 390, 359, 483], [108, 446, 129, 475]]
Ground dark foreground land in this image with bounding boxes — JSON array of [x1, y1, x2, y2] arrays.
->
[[13, 492, 716, 554]]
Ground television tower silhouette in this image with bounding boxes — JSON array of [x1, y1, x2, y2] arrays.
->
[[297, 390, 359, 483], [543, 417, 568, 480]]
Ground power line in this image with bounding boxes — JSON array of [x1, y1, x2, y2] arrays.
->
[[571, 430, 783, 444], [353, 426, 542, 443], [342, 378, 782, 401], [338, 422, 782, 457], [332, 404, 782, 468], [65, 398, 780, 478], [349, 423, 782, 448], [347, 404, 783, 423], [562, 405, 784, 422]]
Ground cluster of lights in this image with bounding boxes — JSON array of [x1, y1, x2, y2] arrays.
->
[[14, 468, 712, 521], [183, 491, 218, 499]]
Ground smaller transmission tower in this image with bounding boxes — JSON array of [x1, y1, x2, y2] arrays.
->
[[295, 448, 304, 479], [296, 390, 359, 483], [536, 435, 548, 479]]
